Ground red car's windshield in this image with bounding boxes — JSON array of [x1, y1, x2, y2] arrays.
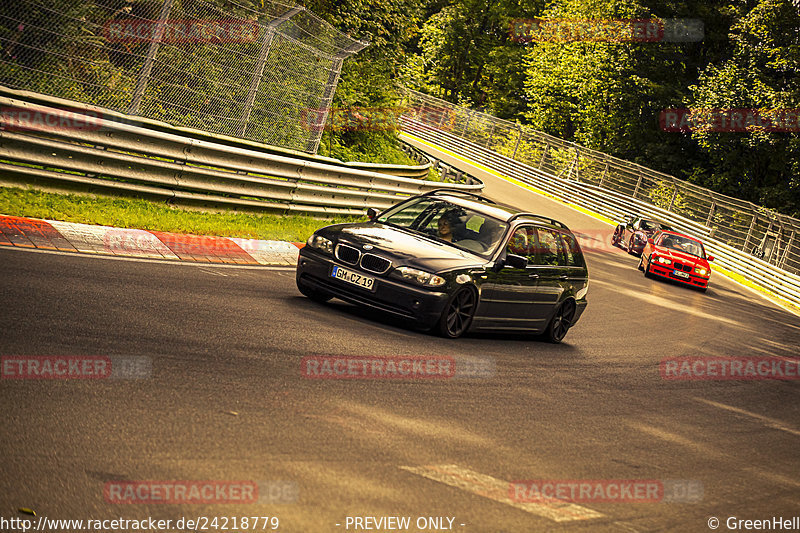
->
[[657, 233, 706, 258]]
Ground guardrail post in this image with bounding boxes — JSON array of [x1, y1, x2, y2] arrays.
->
[[538, 141, 549, 170], [633, 169, 643, 198], [599, 159, 609, 187], [668, 182, 679, 211], [563, 150, 578, 180], [237, 7, 304, 137], [463, 111, 473, 138], [743, 212, 758, 252], [512, 126, 522, 160], [305, 40, 367, 153], [128, 0, 175, 115], [780, 231, 795, 269], [437, 108, 447, 129], [706, 201, 716, 228]]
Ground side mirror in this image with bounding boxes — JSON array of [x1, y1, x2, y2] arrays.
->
[[647, 237, 654, 244], [505, 254, 528, 269], [707, 255, 714, 262], [366, 207, 378, 221]]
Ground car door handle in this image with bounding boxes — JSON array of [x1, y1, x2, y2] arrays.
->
[[528, 273, 540, 279], [558, 275, 568, 281]]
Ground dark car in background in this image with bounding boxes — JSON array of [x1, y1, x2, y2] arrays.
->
[[612, 215, 673, 256], [296, 190, 589, 342]]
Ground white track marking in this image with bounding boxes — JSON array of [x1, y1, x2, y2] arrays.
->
[[228, 237, 300, 265], [694, 398, 800, 437], [48, 220, 178, 259], [399, 464, 603, 522]]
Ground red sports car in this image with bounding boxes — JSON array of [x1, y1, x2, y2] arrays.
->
[[638, 230, 714, 291]]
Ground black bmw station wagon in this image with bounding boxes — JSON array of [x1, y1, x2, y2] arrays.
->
[[296, 190, 589, 342]]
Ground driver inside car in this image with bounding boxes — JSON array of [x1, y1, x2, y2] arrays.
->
[[437, 211, 461, 242]]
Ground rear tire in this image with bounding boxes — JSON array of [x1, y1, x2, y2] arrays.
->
[[543, 300, 576, 344], [297, 281, 333, 303], [612, 227, 622, 245], [437, 287, 477, 338], [628, 236, 637, 255]]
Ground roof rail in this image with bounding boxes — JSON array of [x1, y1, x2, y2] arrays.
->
[[421, 188, 497, 204], [508, 212, 569, 230]]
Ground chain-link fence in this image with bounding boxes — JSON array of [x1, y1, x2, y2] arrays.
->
[[0, 0, 366, 153], [403, 89, 800, 275]]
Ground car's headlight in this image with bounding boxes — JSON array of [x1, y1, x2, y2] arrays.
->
[[307, 234, 334, 255], [396, 266, 446, 287], [655, 256, 671, 265], [695, 267, 708, 276]]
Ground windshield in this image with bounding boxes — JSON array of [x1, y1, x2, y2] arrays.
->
[[658, 233, 706, 258], [640, 219, 657, 231], [377, 197, 508, 257]]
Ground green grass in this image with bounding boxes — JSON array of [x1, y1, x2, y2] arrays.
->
[[0, 187, 363, 242]]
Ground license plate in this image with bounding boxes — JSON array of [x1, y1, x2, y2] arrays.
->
[[331, 265, 375, 290], [673, 269, 690, 279]]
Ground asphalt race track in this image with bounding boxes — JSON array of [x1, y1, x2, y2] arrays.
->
[[2, 165, 800, 532]]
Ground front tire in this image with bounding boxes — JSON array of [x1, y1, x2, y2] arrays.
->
[[297, 281, 333, 303], [543, 300, 576, 344], [437, 287, 477, 338], [643, 255, 653, 278]]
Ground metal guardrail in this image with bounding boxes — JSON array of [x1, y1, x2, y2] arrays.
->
[[401, 118, 800, 308], [403, 89, 800, 277], [0, 95, 483, 217], [0, 85, 432, 180]]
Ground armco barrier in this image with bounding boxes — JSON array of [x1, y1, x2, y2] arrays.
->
[[0, 95, 483, 217], [401, 118, 800, 308], [0, 85, 432, 180], [403, 89, 800, 277]]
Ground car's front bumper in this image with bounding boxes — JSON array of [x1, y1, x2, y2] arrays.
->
[[296, 247, 451, 325], [649, 263, 709, 288]]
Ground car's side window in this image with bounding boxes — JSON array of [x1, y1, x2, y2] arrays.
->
[[533, 228, 567, 266], [559, 232, 585, 267], [505, 226, 533, 262]]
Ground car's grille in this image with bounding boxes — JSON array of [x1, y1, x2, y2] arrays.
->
[[360, 253, 391, 274], [335, 243, 360, 265], [674, 262, 692, 272]]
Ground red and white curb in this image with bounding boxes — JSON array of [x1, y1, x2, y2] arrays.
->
[[0, 215, 303, 265]]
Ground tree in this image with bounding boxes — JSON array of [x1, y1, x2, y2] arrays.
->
[[689, 0, 800, 215]]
